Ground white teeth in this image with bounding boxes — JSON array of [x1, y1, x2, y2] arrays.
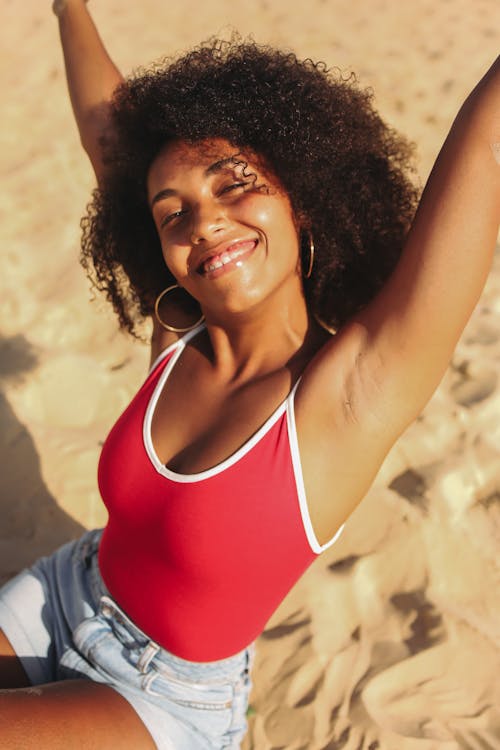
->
[[207, 260, 223, 271], [202, 240, 256, 274]]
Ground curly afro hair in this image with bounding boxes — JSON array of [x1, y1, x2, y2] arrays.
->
[[81, 37, 419, 336]]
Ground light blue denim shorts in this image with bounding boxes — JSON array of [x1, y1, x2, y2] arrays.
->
[[0, 529, 255, 749]]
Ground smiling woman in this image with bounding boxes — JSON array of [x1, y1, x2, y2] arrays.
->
[[0, 1, 499, 749], [146, 140, 303, 321], [81, 44, 418, 336]]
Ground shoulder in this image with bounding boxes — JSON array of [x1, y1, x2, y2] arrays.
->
[[293, 319, 410, 486], [288, 324, 395, 543], [148, 320, 208, 374]]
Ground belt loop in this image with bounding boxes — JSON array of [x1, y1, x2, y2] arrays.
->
[[99, 595, 116, 619], [137, 641, 160, 674], [143, 670, 162, 695]]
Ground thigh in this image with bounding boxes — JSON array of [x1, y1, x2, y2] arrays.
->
[[0, 629, 30, 689], [0, 531, 104, 687], [0, 679, 157, 750]]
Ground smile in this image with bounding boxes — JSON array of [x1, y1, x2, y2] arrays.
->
[[197, 239, 258, 277]]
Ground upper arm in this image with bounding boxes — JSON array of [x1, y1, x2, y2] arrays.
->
[[301, 58, 500, 451], [79, 104, 117, 184], [57, 1, 125, 184], [346, 59, 500, 427]]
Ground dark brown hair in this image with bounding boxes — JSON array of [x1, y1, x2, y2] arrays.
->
[[81, 37, 418, 335]]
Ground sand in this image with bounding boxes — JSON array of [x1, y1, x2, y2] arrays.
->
[[1, 0, 499, 748]]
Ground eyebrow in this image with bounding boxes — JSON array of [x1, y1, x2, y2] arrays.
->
[[150, 188, 176, 208], [204, 156, 239, 176], [150, 156, 240, 208]]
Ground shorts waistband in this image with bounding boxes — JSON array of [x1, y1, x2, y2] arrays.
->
[[76, 529, 255, 682]]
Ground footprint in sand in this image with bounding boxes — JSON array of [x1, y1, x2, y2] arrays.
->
[[388, 468, 429, 512], [464, 324, 499, 346], [450, 369, 497, 407]]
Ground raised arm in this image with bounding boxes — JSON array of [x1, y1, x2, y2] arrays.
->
[[55, 1, 181, 363], [293, 57, 499, 537], [319, 56, 500, 434], [54, 0, 124, 181]]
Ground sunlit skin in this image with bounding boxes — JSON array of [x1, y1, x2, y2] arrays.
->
[[1, 1, 498, 746], [146, 138, 334, 488], [147, 139, 328, 378]]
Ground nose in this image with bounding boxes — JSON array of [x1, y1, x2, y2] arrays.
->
[[190, 201, 227, 245]]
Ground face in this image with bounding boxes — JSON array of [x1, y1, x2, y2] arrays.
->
[[147, 139, 304, 321]]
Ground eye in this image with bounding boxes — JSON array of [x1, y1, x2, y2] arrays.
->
[[160, 209, 187, 228], [219, 181, 250, 195]]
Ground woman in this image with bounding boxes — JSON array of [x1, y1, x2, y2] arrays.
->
[[0, 1, 498, 748]]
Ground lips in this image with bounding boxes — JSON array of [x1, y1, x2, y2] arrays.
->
[[197, 240, 258, 276]]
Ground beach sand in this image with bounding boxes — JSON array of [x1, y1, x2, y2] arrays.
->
[[1, 0, 499, 747]]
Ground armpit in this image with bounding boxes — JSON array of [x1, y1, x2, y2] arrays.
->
[[341, 346, 387, 428]]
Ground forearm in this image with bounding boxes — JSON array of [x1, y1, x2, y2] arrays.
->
[[454, 55, 500, 173], [55, 0, 124, 178], [404, 53, 500, 298], [358, 55, 500, 414]]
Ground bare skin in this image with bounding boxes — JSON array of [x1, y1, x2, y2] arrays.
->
[[0, 3, 158, 745], [145, 122, 500, 546], [0, 630, 156, 749], [0, 630, 30, 688], [1, 0, 498, 746]]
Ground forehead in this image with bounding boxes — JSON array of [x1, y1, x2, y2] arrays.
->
[[157, 138, 239, 166], [146, 138, 276, 196], [149, 139, 244, 183]]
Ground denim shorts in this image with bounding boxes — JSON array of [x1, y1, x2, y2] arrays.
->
[[0, 529, 255, 749]]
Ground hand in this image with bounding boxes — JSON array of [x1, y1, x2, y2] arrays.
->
[[52, 0, 88, 17]]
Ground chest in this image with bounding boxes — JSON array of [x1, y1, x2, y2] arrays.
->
[[98, 348, 305, 552], [150, 347, 294, 475]]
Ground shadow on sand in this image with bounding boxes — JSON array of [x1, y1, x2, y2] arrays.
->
[[0, 334, 84, 584]]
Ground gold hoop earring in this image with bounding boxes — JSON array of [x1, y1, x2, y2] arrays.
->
[[303, 232, 315, 279], [313, 312, 337, 335], [154, 285, 205, 333]]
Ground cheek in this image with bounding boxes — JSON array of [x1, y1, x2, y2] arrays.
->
[[263, 207, 301, 266], [240, 197, 297, 246], [160, 241, 190, 278], [246, 202, 275, 227]]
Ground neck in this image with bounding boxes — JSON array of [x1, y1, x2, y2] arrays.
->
[[199, 284, 330, 383]]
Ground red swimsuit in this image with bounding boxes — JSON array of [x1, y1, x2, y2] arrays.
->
[[98, 327, 344, 662]]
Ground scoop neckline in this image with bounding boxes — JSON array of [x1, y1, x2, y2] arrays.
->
[[143, 326, 300, 484]]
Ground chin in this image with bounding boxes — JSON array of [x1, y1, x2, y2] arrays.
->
[[207, 286, 270, 322]]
